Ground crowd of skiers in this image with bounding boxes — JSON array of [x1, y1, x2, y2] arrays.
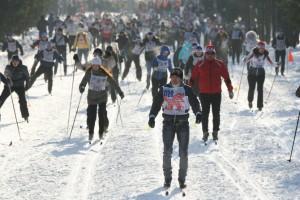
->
[[0, 6, 297, 191]]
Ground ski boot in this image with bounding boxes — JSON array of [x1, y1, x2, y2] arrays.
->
[[202, 131, 209, 142], [178, 179, 186, 189], [88, 133, 94, 144], [212, 131, 218, 141], [248, 102, 253, 109]]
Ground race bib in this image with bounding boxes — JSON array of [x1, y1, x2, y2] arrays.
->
[[43, 50, 54, 62], [162, 87, 190, 115], [89, 72, 107, 91]]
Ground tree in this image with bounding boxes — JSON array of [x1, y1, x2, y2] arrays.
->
[[0, 0, 53, 38]]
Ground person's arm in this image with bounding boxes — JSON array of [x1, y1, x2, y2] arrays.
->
[[16, 41, 24, 55]]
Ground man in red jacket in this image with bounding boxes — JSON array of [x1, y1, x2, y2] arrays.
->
[[189, 45, 234, 143]]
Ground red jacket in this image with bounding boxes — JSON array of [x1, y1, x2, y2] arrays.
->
[[189, 58, 233, 94]]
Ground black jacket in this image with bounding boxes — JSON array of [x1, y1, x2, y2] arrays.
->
[[4, 60, 29, 87]]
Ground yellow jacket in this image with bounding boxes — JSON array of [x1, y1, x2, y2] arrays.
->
[[72, 32, 90, 49]]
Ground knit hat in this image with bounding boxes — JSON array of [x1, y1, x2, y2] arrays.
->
[[93, 48, 103, 56], [41, 32, 47, 37], [147, 31, 153, 36], [257, 41, 265, 48], [205, 45, 216, 53], [46, 41, 53, 47], [170, 68, 183, 79], [11, 54, 20, 61], [196, 45, 203, 52], [90, 57, 102, 65]]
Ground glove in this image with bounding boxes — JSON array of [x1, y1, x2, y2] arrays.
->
[[195, 112, 202, 124], [119, 91, 124, 99], [242, 57, 247, 64], [71, 48, 76, 52], [6, 77, 13, 87], [148, 116, 155, 128], [79, 85, 85, 93], [20, 52, 24, 56], [73, 54, 79, 62], [229, 90, 234, 99]]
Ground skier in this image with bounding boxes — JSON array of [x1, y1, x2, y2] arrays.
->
[[189, 45, 234, 142], [244, 30, 258, 71], [36, 15, 48, 38], [121, 36, 144, 81], [2, 33, 24, 62], [72, 29, 90, 63], [215, 27, 229, 67], [272, 30, 289, 76], [79, 57, 124, 142], [229, 24, 244, 65], [184, 45, 204, 97], [142, 31, 161, 90], [243, 41, 279, 111], [0, 55, 30, 122], [51, 27, 71, 75], [148, 67, 202, 190], [150, 45, 172, 99], [30, 32, 49, 76], [27, 41, 64, 94]]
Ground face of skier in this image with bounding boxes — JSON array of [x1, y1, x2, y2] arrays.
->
[[170, 74, 182, 86], [258, 47, 265, 54], [205, 51, 215, 60], [12, 59, 19, 67]]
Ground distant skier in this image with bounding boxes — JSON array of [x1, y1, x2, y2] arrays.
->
[[272, 30, 289, 76], [189, 45, 234, 143], [2, 33, 24, 62], [148, 67, 202, 190], [79, 57, 124, 142], [27, 41, 64, 94], [243, 41, 280, 111], [0, 55, 30, 122]]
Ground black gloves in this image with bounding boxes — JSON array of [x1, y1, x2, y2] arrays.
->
[[79, 85, 85, 93], [119, 91, 124, 99], [148, 116, 155, 128], [73, 54, 79, 62], [195, 112, 202, 124], [24, 81, 30, 91]]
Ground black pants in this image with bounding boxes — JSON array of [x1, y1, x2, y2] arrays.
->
[[231, 42, 241, 65], [29, 65, 53, 93], [0, 86, 29, 118], [87, 102, 108, 137], [200, 93, 221, 132], [275, 50, 286, 74], [151, 77, 167, 99], [247, 74, 265, 108], [122, 54, 142, 81]]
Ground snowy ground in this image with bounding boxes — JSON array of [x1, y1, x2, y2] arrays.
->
[[0, 42, 300, 200]]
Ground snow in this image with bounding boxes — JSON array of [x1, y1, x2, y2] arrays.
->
[[0, 44, 300, 200]]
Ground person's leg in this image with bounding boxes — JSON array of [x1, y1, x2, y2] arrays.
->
[[247, 75, 256, 105], [0, 86, 12, 108], [211, 93, 222, 132], [87, 104, 97, 138], [14, 87, 29, 119], [256, 74, 265, 109]]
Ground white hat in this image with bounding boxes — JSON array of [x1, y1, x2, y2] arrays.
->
[[90, 57, 101, 65]]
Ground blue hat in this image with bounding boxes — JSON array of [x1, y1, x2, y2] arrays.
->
[[41, 32, 47, 37], [46, 41, 53, 46], [196, 45, 202, 51], [147, 31, 153, 36]]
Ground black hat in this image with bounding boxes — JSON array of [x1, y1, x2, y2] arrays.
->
[[170, 68, 183, 79], [11, 54, 20, 61], [93, 48, 103, 56], [106, 45, 113, 51]]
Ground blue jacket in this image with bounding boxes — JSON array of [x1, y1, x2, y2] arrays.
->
[[34, 49, 64, 67], [151, 45, 172, 80]]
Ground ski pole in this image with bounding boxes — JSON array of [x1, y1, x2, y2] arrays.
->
[[60, 62, 62, 80], [69, 93, 83, 139], [8, 86, 22, 140], [235, 62, 246, 104], [265, 74, 277, 104], [67, 63, 76, 135], [288, 110, 300, 162], [115, 97, 123, 127], [26, 91, 31, 107], [137, 88, 147, 106], [126, 76, 131, 92]]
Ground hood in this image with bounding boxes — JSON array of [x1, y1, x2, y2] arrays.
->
[[245, 31, 257, 40], [160, 45, 170, 56]]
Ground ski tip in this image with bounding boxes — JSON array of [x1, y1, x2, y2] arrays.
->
[[9, 141, 12, 146]]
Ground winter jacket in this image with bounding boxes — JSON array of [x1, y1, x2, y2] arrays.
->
[[149, 82, 201, 121], [151, 45, 172, 80], [34, 49, 64, 67], [79, 67, 122, 105], [4, 60, 29, 87], [189, 58, 233, 94], [115, 34, 129, 51], [185, 52, 204, 76], [31, 39, 49, 51], [51, 34, 71, 53], [272, 35, 289, 51], [2, 39, 24, 55], [142, 36, 161, 61]]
